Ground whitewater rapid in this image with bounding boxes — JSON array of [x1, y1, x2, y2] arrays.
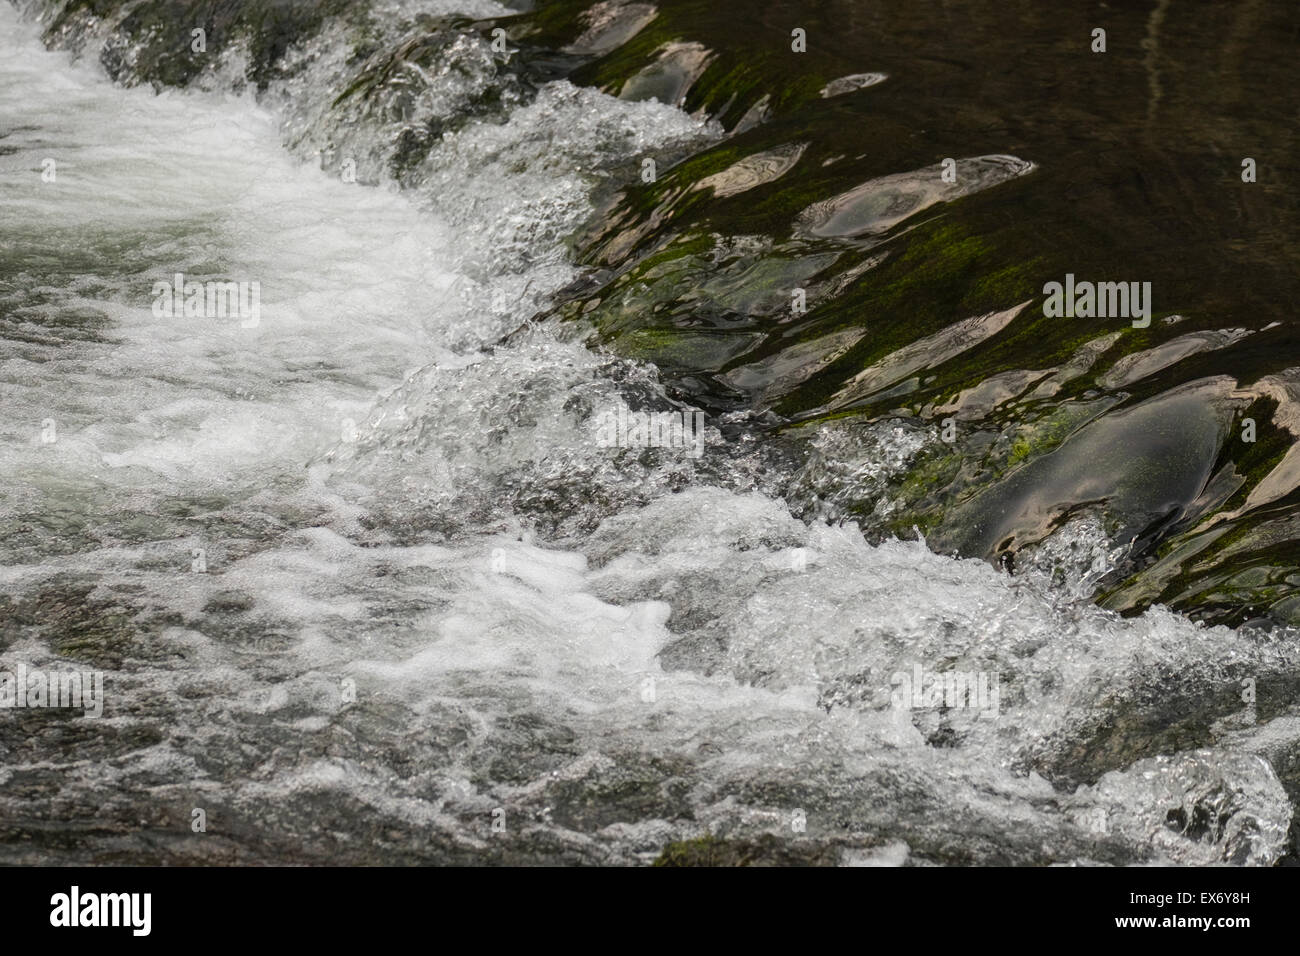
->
[[0, 1, 1295, 865]]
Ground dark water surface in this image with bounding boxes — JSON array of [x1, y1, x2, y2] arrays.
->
[[534, 0, 1300, 624]]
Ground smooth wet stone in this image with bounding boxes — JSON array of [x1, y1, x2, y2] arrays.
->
[[795, 155, 1035, 238], [931, 378, 1239, 560], [616, 41, 712, 107]]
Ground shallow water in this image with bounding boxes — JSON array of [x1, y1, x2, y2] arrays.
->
[[2, 0, 1299, 865]]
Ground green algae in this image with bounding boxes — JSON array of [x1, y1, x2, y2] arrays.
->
[[653, 833, 839, 866]]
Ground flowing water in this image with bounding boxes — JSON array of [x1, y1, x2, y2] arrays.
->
[[2, 0, 1299, 865]]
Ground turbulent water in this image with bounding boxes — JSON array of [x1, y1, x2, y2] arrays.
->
[[2, 0, 1299, 865]]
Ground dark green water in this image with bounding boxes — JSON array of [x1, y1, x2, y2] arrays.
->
[[524, 0, 1300, 625]]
